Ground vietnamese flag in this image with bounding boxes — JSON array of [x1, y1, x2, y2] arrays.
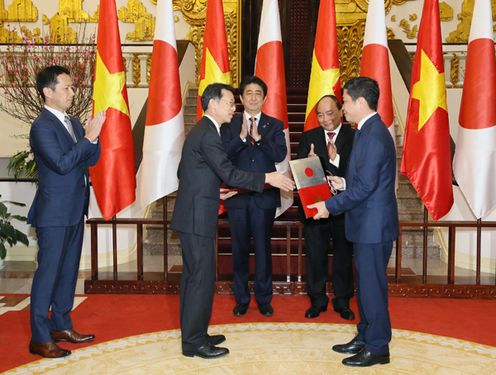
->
[[90, 0, 136, 220], [137, 0, 185, 208], [400, 0, 453, 221], [196, 0, 231, 120], [453, 0, 496, 219], [255, 0, 293, 217], [304, 0, 341, 131]]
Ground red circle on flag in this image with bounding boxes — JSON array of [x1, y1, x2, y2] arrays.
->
[[305, 168, 314, 177]]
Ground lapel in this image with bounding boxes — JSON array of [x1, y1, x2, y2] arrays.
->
[[349, 115, 379, 166], [315, 128, 328, 155], [66, 116, 82, 141], [203, 116, 220, 136], [257, 113, 271, 137], [42, 108, 77, 145], [334, 125, 346, 151]]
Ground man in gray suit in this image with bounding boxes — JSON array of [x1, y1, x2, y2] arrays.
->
[[171, 83, 294, 359]]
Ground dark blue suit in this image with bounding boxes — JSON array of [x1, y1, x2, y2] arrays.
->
[[326, 113, 398, 355], [28, 108, 100, 343], [220, 113, 287, 306]]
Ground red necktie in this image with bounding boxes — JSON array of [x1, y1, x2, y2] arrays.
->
[[249, 117, 257, 145], [327, 131, 335, 158]]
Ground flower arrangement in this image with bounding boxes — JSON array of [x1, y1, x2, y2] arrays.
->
[[0, 30, 96, 178]]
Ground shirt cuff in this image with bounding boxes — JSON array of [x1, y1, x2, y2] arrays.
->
[[329, 153, 340, 168]]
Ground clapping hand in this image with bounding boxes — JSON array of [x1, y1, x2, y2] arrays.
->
[[85, 110, 106, 142], [308, 143, 317, 157], [240, 116, 248, 141]]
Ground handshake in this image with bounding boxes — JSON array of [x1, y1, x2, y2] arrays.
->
[[219, 171, 295, 201], [264, 171, 295, 192]]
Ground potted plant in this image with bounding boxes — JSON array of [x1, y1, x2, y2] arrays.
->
[[0, 194, 29, 269]]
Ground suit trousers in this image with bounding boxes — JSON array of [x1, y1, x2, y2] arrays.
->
[[303, 217, 354, 310], [228, 198, 275, 306], [354, 241, 393, 355], [30, 221, 84, 343], [179, 232, 216, 351]]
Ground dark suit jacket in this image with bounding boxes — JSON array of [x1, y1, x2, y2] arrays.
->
[[326, 113, 399, 244], [297, 124, 355, 220], [28, 108, 100, 227], [297, 124, 355, 179], [220, 113, 287, 209], [171, 116, 265, 238]]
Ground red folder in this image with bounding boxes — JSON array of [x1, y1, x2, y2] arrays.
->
[[298, 183, 332, 218], [289, 157, 332, 218]]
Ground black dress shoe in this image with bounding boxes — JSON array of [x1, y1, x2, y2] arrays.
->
[[337, 307, 355, 321], [342, 349, 390, 367], [258, 303, 274, 316], [233, 303, 249, 316], [332, 336, 366, 354], [304, 305, 327, 318], [332, 298, 355, 321], [182, 344, 229, 359], [207, 334, 226, 346]]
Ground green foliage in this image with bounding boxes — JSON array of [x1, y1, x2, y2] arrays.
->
[[8, 149, 37, 179], [0, 194, 29, 259]]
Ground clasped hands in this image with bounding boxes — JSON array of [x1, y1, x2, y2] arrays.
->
[[240, 116, 261, 142], [308, 142, 337, 161]]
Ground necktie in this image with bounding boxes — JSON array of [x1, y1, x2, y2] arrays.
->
[[327, 131, 335, 158], [64, 115, 77, 143], [249, 117, 257, 145]]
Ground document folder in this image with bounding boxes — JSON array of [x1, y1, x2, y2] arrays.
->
[[289, 157, 332, 218]]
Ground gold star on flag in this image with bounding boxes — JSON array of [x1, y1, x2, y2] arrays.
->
[[198, 48, 231, 96], [93, 52, 129, 116], [411, 50, 447, 131], [306, 51, 340, 119]]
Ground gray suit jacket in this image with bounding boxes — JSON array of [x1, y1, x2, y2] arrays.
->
[[171, 116, 265, 238]]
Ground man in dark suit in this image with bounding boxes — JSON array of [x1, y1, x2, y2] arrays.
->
[[220, 76, 287, 317], [309, 77, 398, 367], [297, 95, 355, 320], [171, 83, 294, 359], [28, 65, 105, 358]]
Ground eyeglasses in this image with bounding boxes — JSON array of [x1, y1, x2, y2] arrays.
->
[[325, 169, 338, 195], [219, 99, 236, 108]]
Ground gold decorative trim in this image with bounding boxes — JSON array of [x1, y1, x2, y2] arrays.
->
[[173, 0, 241, 85], [338, 21, 366, 83], [440, 1, 454, 22], [449, 53, 460, 88]]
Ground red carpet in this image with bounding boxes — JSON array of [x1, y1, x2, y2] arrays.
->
[[1, 294, 495, 372]]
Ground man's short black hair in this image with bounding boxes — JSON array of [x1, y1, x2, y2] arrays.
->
[[36, 65, 70, 102], [201, 83, 235, 111], [239, 75, 268, 98], [316, 94, 342, 111], [343, 77, 380, 111]]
